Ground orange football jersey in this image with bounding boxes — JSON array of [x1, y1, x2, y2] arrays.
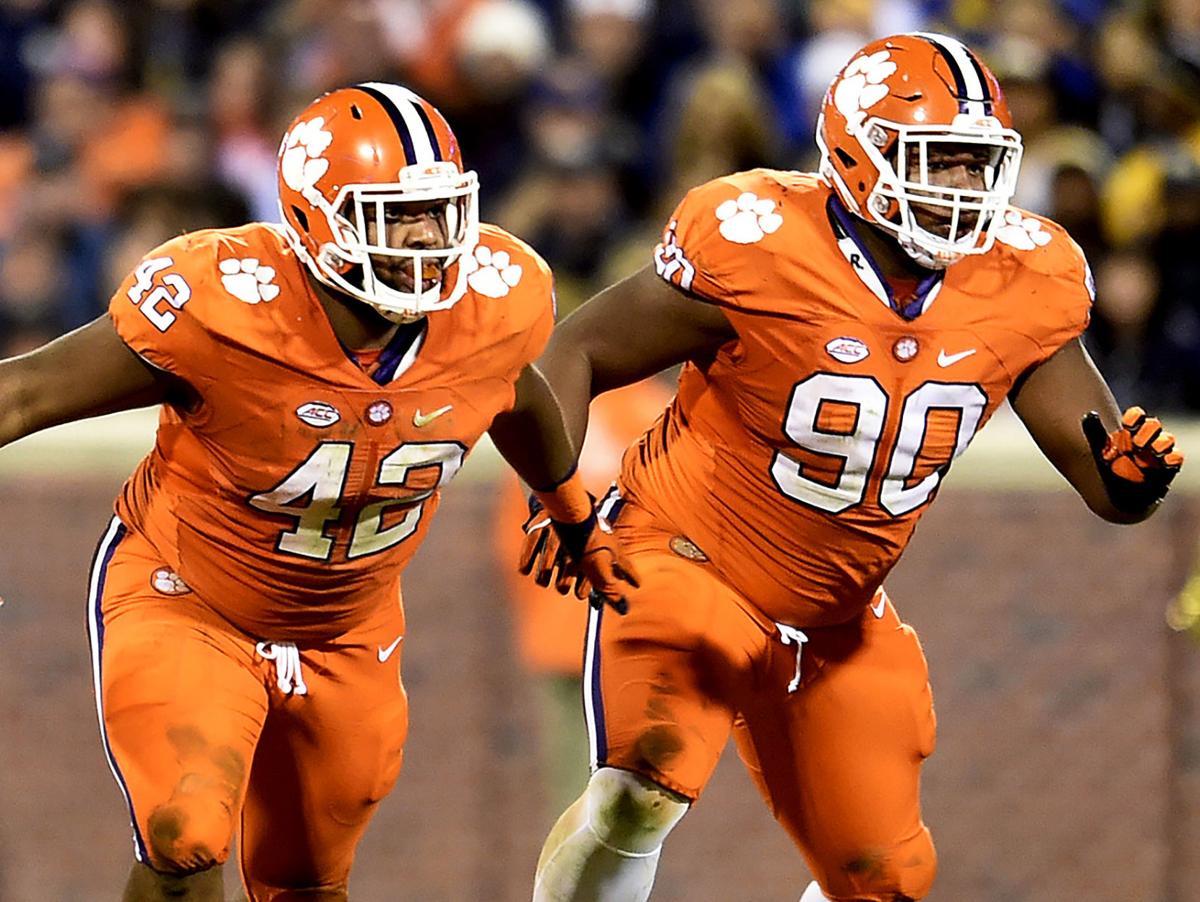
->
[[624, 170, 1093, 627], [109, 221, 553, 640]]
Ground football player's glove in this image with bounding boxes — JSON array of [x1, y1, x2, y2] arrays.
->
[[1082, 406, 1184, 513], [518, 495, 579, 596], [518, 476, 639, 614]]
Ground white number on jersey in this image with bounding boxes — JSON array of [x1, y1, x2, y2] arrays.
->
[[772, 374, 987, 515], [249, 441, 467, 561], [127, 256, 192, 332], [348, 441, 466, 558]]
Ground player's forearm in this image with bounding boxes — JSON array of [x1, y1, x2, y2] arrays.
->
[[538, 336, 598, 455], [491, 359, 592, 491], [0, 319, 170, 449], [0, 357, 34, 449]]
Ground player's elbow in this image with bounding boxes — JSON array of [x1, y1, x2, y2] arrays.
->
[[1083, 492, 1160, 525]]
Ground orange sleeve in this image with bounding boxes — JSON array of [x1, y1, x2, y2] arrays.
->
[[651, 171, 786, 309], [470, 226, 556, 411], [509, 246, 555, 372], [107, 232, 221, 383], [1021, 225, 1095, 366], [653, 181, 731, 303]]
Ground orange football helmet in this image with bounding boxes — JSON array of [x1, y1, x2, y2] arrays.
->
[[816, 32, 1023, 269], [277, 83, 479, 320]]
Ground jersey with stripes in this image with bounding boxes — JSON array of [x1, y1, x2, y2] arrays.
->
[[108, 221, 554, 641], [622, 170, 1093, 628]]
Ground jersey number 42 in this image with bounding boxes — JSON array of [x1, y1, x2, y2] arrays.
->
[[249, 441, 467, 560]]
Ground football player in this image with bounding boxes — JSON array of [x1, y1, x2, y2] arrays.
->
[[0, 83, 604, 901], [503, 34, 1185, 902]]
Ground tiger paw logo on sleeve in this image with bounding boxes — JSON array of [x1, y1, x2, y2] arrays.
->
[[151, 568, 192, 595], [993, 210, 1054, 250], [220, 257, 281, 303], [462, 244, 523, 298], [716, 192, 784, 244]]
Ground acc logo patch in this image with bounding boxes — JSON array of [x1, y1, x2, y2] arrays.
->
[[669, 535, 709, 562], [825, 336, 869, 364], [296, 401, 340, 428], [151, 568, 191, 595]]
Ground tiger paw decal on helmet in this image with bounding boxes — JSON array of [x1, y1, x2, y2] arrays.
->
[[463, 244, 523, 297], [280, 117, 333, 193], [717, 192, 784, 245], [220, 257, 281, 303], [832, 49, 897, 132], [993, 210, 1053, 250]]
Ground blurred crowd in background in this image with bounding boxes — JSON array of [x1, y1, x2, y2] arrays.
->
[[1, 0, 1199, 409]]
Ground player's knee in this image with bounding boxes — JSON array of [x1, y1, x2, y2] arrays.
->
[[892, 827, 937, 900], [816, 828, 936, 902], [144, 796, 234, 874], [583, 767, 689, 856]]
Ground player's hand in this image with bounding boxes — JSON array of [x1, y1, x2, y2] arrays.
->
[[518, 495, 639, 614], [518, 496, 578, 596], [1082, 407, 1183, 513]]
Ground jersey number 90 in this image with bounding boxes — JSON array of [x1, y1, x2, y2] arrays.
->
[[771, 373, 987, 516]]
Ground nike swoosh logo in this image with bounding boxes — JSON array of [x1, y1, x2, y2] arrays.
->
[[377, 635, 404, 663], [870, 597, 887, 619], [412, 404, 453, 428], [937, 348, 976, 367]]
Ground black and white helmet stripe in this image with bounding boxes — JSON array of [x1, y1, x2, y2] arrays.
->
[[913, 32, 993, 118], [355, 81, 443, 165]]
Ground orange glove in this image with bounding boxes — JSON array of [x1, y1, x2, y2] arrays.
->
[[518, 475, 640, 614], [1082, 406, 1184, 512]]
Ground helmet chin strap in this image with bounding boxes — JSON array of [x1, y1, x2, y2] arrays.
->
[[896, 234, 963, 270], [370, 304, 428, 324], [364, 279, 442, 323]]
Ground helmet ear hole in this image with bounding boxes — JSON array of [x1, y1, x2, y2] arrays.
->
[[291, 206, 309, 232], [834, 147, 856, 168]]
